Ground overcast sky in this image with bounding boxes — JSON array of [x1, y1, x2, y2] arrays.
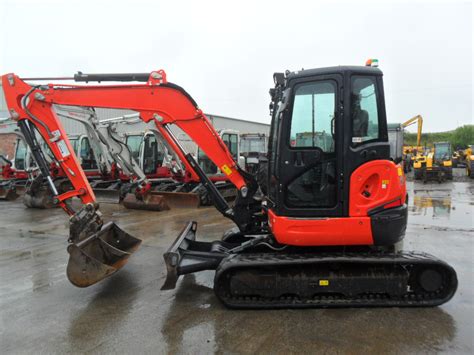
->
[[0, 0, 472, 132]]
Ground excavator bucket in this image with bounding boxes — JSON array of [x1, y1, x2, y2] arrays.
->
[[66, 222, 142, 287], [122, 191, 201, 211], [0, 182, 19, 201]]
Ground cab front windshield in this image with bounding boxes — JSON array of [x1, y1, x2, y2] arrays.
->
[[69, 138, 79, 155], [240, 137, 266, 154], [14, 139, 28, 170], [434, 144, 451, 160]]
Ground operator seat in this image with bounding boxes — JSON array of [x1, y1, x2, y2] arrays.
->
[[352, 95, 369, 137]]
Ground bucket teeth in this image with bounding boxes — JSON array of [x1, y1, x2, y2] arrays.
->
[[66, 222, 142, 287]]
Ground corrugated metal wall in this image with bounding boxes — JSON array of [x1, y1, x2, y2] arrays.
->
[[87, 109, 270, 155]]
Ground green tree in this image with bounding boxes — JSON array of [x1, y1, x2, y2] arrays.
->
[[451, 125, 474, 149], [403, 124, 474, 148]]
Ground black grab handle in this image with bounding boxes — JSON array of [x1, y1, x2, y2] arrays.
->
[[74, 72, 150, 83]]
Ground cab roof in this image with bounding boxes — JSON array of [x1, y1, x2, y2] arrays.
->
[[286, 66, 383, 81]]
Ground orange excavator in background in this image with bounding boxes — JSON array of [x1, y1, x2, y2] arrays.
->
[[1, 65, 457, 308]]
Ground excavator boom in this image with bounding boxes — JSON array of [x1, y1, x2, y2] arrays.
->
[[402, 114, 423, 147]]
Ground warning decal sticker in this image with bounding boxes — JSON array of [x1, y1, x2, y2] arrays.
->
[[57, 140, 70, 158]]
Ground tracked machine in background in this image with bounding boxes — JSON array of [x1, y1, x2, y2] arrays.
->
[[1, 64, 457, 307], [239, 133, 268, 175], [56, 107, 201, 209], [0, 154, 23, 200], [0, 122, 31, 200], [61, 107, 236, 210], [122, 124, 240, 209]]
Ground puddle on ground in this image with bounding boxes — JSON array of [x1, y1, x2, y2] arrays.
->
[[407, 182, 473, 230]]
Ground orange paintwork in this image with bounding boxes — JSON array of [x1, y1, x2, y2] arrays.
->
[[349, 160, 406, 216], [268, 160, 406, 246], [268, 209, 374, 246]]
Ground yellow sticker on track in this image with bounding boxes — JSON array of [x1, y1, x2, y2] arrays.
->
[[221, 164, 232, 176], [319, 280, 329, 286]]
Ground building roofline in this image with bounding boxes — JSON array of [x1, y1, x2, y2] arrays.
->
[[205, 113, 270, 127]]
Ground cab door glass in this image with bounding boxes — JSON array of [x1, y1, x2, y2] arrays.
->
[[14, 139, 27, 170], [286, 80, 337, 208], [143, 134, 160, 175], [126, 135, 142, 162], [351, 76, 379, 144], [222, 133, 239, 160], [289, 82, 335, 152], [80, 137, 97, 170]]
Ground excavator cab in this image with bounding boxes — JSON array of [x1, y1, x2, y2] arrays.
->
[[268, 67, 391, 221]]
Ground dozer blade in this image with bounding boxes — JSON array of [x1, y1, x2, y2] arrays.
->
[[0, 184, 19, 201], [93, 188, 122, 204], [123, 191, 200, 211], [66, 222, 142, 287], [23, 189, 55, 208]]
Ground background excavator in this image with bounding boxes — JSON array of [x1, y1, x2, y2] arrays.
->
[[1, 65, 457, 308], [0, 120, 31, 200], [62, 107, 240, 209], [237, 132, 268, 175], [0, 133, 30, 200], [402, 115, 423, 175]]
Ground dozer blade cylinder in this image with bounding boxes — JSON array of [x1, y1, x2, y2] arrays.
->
[[122, 191, 200, 211], [66, 222, 142, 287]]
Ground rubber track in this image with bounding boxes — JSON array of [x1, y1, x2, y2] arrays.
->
[[214, 251, 458, 309]]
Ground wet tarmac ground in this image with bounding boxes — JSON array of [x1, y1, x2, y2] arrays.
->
[[1, 181, 473, 354]]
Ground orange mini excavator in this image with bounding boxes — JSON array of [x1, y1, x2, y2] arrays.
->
[[1, 65, 457, 308]]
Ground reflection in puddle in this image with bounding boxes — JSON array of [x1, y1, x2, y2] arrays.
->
[[412, 189, 451, 219], [407, 183, 473, 229]]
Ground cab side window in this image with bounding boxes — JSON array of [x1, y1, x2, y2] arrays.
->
[[126, 135, 142, 162], [351, 76, 379, 144], [80, 137, 98, 170], [222, 133, 239, 160]]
